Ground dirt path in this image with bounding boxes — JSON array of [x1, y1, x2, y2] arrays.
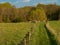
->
[[46, 22, 57, 36], [18, 22, 37, 45], [46, 22, 60, 45]]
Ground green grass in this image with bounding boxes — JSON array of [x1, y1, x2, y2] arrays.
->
[[29, 22, 51, 45], [49, 21, 60, 45], [49, 21, 60, 35], [0, 22, 34, 45], [0, 21, 59, 45]]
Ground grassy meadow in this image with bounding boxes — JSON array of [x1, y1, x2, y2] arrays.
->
[[0, 21, 59, 45], [49, 21, 60, 35], [0, 22, 34, 45], [29, 22, 51, 45]]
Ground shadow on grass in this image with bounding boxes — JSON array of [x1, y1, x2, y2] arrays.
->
[[44, 24, 58, 45]]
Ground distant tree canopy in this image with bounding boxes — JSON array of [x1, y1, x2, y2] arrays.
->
[[37, 4, 60, 20], [0, 2, 60, 23], [27, 7, 47, 21]]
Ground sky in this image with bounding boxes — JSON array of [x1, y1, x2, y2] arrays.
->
[[0, 0, 60, 7]]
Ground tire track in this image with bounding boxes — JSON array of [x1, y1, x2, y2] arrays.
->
[[45, 22, 58, 45], [18, 22, 37, 45], [46, 22, 60, 45]]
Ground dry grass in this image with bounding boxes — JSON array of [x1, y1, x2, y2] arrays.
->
[[0, 22, 34, 45]]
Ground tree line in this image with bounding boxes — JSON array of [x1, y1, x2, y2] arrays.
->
[[0, 2, 60, 23]]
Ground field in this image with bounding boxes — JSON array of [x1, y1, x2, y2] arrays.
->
[[29, 22, 51, 45], [49, 21, 60, 35], [0, 22, 51, 45], [0, 22, 34, 45], [0, 21, 59, 45], [49, 21, 60, 45]]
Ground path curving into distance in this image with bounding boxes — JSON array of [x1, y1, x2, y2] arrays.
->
[[45, 22, 60, 45], [18, 22, 59, 45]]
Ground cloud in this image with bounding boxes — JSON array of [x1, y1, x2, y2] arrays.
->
[[46, 0, 57, 3], [23, 0, 31, 2], [0, 0, 31, 5], [0, 1, 7, 3], [12, 0, 31, 5], [13, 1, 21, 5]]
